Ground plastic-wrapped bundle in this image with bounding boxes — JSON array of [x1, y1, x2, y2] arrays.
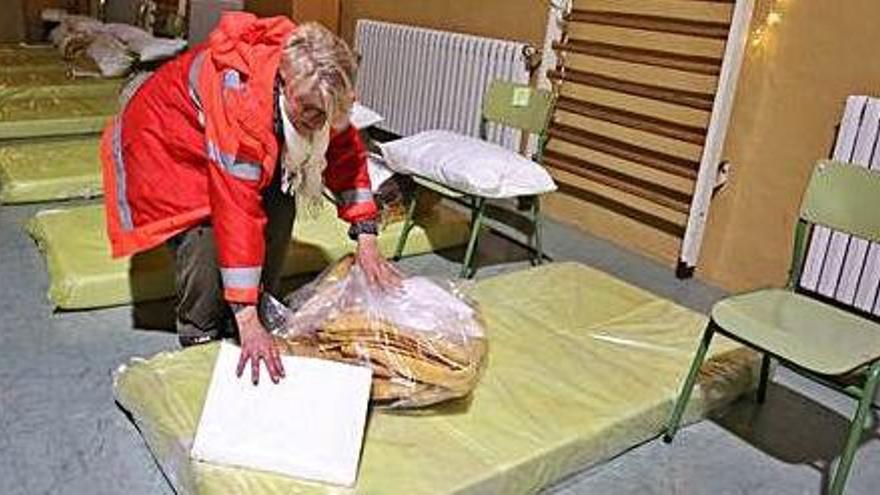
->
[[86, 33, 135, 77], [104, 23, 186, 62], [103, 23, 153, 44], [47, 14, 187, 76], [48, 15, 103, 43], [273, 256, 488, 408], [374, 173, 416, 227], [49, 15, 104, 60]]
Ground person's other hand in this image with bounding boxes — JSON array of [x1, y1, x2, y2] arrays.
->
[[235, 305, 285, 385], [356, 234, 403, 290]]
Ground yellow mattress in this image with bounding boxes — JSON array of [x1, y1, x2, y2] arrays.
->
[[0, 136, 101, 204], [27, 201, 470, 309], [0, 85, 117, 140], [0, 45, 63, 69], [0, 78, 120, 99], [113, 262, 758, 495], [0, 43, 55, 53], [0, 69, 108, 88]]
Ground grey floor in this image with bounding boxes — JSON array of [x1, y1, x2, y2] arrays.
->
[[1, 199, 879, 495]]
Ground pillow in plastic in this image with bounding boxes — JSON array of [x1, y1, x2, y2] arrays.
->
[[103, 23, 185, 62], [129, 37, 187, 62], [86, 33, 134, 77], [102, 23, 152, 44], [350, 102, 383, 130], [380, 130, 557, 198]]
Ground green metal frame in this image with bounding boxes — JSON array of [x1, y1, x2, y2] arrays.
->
[[663, 160, 880, 495], [393, 81, 556, 278]]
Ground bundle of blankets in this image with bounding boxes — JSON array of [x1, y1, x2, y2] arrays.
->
[[274, 256, 488, 408], [47, 14, 187, 77]]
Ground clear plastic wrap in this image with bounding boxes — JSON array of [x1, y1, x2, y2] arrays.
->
[[272, 255, 489, 408], [103, 23, 187, 62], [86, 33, 135, 77], [103, 22, 153, 45], [128, 37, 187, 62], [374, 173, 416, 227], [48, 15, 103, 59], [47, 15, 185, 74]]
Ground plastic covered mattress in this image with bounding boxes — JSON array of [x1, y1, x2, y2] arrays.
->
[[0, 43, 55, 53], [0, 50, 69, 86], [0, 45, 63, 69], [0, 136, 101, 203], [0, 69, 111, 88], [0, 84, 117, 139], [0, 78, 120, 99], [27, 202, 470, 309], [113, 262, 758, 495]]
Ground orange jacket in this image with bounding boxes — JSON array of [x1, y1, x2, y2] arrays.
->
[[101, 13, 376, 304]]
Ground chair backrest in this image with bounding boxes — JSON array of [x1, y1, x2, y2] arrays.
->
[[481, 81, 554, 137], [789, 160, 880, 289], [800, 160, 880, 243]]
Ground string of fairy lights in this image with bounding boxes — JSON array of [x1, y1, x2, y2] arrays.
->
[[750, 0, 788, 48]]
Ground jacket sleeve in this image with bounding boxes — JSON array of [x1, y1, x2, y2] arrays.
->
[[203, 66, 269, 305], [322, 125, 378, 224], [207, 154, 267, 304]]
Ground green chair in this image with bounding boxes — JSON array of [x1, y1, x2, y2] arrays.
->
[[664, 160, 880, 495], [392, 80, 556, 278]]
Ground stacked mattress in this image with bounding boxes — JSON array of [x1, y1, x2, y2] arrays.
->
[[0, 45, 116, 208], [0, 44, 119, 140], [0, 82, 117, 139]]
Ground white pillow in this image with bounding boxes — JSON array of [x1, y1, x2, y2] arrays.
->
[[103, 23, 152, 44], [367, 153, 394, 192], [130, 37, 187, 62], [350, 102, 384, 130], [86, 33, 135, 78], [379, 130, 557, 198]]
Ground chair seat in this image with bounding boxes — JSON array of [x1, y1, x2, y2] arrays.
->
[[712, 289, 880, 376]]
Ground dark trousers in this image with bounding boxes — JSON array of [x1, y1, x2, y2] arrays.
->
[[167, 170, 296, 346]]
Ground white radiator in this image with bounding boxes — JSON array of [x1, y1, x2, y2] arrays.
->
[[800, 95, 880, 317], [354, 20, 532, 150]]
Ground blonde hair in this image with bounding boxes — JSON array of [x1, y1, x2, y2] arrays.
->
[[279, 22, 357, 124], [277, 23, 357, 215]]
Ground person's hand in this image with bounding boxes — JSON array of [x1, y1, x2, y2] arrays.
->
[[356, 234, 403, 290], [234, 305, 285, 385]]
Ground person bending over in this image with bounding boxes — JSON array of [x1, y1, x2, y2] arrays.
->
[[101, 13, 400, 385]]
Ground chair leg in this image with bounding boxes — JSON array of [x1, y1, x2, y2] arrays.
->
[[757, 353, 772, 404], [829, 361, 880, 495], [664, 323, 716, 443], [530, 196, 544, 266], [393, 188, 419, 261], [460, 198, 486, 279]]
